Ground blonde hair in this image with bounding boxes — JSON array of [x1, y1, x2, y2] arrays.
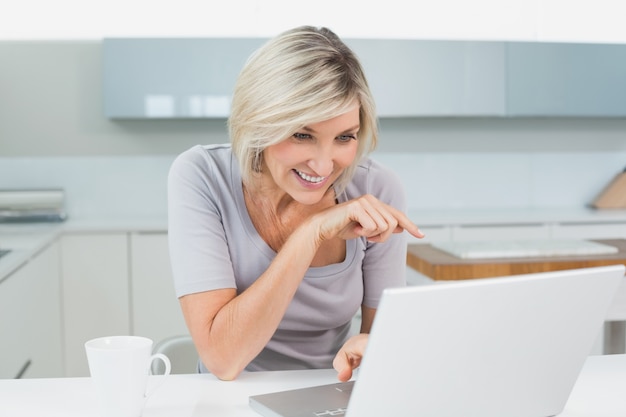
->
[[228, 26, 378, 193]]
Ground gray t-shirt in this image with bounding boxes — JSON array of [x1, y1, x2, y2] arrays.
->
[[167, 144, 407, 372]]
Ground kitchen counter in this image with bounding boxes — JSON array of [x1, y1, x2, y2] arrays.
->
[[409, 206, 626, 226], [0, 215, 168, 282], [2, 207, 626, 283], [0, 224, 61, 283]]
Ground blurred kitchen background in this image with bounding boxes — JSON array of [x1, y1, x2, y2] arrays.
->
[[2, 0, 626, 379], [2, 0, 626, 219]]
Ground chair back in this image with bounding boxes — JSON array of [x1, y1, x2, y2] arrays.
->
[[152, 335, 198, 374]]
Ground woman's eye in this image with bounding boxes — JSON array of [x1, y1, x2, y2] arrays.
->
[[337, 134, 356, 142], [292, 133, 312, 140]]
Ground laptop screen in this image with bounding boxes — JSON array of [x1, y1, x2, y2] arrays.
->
[[250, 265, 624, 417]]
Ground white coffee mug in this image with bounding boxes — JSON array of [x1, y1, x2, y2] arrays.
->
[[85, 336, 171, 417]]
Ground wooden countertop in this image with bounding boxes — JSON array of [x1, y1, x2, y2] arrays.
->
[[407, 239, 626, 281]]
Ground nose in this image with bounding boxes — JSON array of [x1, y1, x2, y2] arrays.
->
[[307, 145, 334, 177]]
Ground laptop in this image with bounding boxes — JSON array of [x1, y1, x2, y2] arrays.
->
[[249, 264, 625, 417]]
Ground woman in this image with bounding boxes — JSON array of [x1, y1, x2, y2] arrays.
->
[[167, 26, 424, 381]]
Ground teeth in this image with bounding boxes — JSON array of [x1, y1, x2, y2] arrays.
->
[[295, 170, 325, 183]]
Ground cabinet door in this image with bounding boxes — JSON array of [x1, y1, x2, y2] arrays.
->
[[0, 269, 30, 378], [0, 242, 63, 378], [507, 42, 626, 116], [130, 232, 188, 345], [347, 39, 506, 117], [60, 233, 130, 377], [103, 38, 265, 118], [104, 38, 506, 119]]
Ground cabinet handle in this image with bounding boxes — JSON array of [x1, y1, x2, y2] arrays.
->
[[15, 359, 32, 379]]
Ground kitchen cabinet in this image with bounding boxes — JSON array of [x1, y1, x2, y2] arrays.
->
[[103, 38, 265, 118], [130, 232, 188, 345], [103, 38, 506, 118], [0, 242, 63, 378], [346, 39, 506, 117], [60, 233, 130, 377], [103, 37, 626, 119], [59, 231, 188, 377], [507, 42, 626, 116]]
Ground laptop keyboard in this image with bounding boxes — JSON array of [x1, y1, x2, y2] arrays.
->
[[312, 384, 353, 416]]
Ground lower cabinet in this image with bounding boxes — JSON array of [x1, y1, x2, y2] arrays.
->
[[130, 232, 188, 345], [60, 233, 130, 377], [60, 231, 188, 377], [6, 219, 621, 379], [0, 242, 63, 378]]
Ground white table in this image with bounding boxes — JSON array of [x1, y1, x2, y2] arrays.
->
[[1, 355, 626, 417]]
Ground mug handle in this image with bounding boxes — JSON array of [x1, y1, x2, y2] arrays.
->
[[145, 353, 171, 399]]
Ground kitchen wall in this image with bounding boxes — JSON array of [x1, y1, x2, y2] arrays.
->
[[1, 41, 626, 218], [5, 0, 626, 44]]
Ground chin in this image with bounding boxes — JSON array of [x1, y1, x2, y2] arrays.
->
[[291, 187, 333, 206]]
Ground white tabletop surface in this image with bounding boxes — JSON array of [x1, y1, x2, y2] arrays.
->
[[1, 355, 625, 417], [0, 368, 341, 417]]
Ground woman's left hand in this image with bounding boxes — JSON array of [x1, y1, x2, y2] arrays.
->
[[312, 194, 424, 245], [333, 333, 369, 382]]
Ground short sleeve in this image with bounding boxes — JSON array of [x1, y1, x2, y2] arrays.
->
[[167, 146, 237, 297], [346, 159, 408, 308]]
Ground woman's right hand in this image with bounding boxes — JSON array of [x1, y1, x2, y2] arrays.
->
[[333, 333, 370, 382]]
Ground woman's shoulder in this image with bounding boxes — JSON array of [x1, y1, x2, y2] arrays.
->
[[346, 157, 406, 206], [168, 144, 240, 200], [172, 143, 232, 165], [354, 157, 397, 176], [353, 157, 403, 189], [170, 144, 233, 176]]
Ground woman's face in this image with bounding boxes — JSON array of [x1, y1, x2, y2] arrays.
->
[[261, 105, 360, 205]]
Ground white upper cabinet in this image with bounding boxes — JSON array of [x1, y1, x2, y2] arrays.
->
[[102, 38, 626, 119], [346, 40, 506, 117], [103, 38, 265, 118], [102, 38, 506, 119], [506, 42, 626, 116]]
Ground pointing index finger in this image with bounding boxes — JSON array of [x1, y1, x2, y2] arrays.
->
[[387, 206, 425, 239]]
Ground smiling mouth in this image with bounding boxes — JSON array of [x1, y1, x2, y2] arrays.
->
[[294, 169, 326, 184]]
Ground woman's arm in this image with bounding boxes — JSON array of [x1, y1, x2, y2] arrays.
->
[[179, 219, 321, 380], [179, 195, 423, 381], [359, 305, 376, 334]]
